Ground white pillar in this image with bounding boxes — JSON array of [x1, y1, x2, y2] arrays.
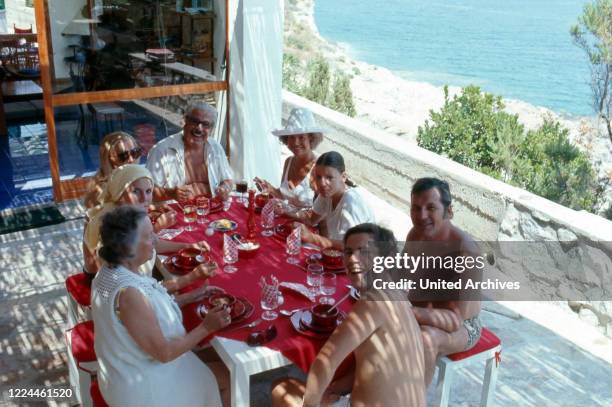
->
[[227, 0, 283, 183]]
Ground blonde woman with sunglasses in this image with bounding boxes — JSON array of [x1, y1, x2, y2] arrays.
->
[[85, 131, 177, 231], [84, 131, 144, 209]]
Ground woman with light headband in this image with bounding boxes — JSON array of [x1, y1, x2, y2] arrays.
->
[[82, 164, 213, 295]]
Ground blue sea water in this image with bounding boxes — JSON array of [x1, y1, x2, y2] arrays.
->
[[314, 0, 592, 117]]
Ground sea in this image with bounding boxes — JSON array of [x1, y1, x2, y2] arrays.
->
[[314, 0, 592, 117]]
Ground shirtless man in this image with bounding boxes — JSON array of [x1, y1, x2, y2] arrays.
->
[[146, 101, 233, 202], [404, 177, 482, 386], [271, 223, 426, 407]]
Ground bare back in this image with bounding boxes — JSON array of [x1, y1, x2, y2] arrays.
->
[[320, 290, 426, 407]]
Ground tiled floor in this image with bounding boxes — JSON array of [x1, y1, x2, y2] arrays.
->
[[0, 101, 181, 210]]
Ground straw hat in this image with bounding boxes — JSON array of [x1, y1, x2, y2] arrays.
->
[[272, 108, 326, 137]]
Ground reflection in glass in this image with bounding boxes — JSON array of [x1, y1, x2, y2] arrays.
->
[[51, 0, 219, 94]]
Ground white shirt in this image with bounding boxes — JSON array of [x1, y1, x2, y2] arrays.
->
[[279, 156, 315, 208], [313, 187, 375, 241], [146, 132, 233, 198]]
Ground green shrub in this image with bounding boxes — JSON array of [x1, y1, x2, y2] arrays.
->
[[302, 55, 331, 105], [282, 52, 358, 118], [517, 119, 597, 210], [417, 85, 524, 175], [329, 72, 356, 117], [282, 54, 301, 93], [417, 86, 599, 212]]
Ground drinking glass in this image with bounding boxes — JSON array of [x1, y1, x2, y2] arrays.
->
[[306, 263, 323, 298], [261, 201, 275, 237], [196, 197, 210, 225], [223, 233, 238, 274], [319, 272, 337, 305], [236, 180, 248, 204], [260, 284, 280, 321], [286, 226, 301, 264], [223, 196, 232, 211], [183, 204, 196, 231]]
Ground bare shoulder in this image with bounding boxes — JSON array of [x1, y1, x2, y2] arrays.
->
[[404, 228, 420, 251], [406, 228, 417, 241], [450, 224, 480, 256], [357, 290, 409, 319], [282, 156, 291, 172]]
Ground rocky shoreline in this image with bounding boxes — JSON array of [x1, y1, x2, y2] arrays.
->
[[285, 0, 612, 215]]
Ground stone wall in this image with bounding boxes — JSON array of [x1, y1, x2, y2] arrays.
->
[[282, 91, 612, 335]]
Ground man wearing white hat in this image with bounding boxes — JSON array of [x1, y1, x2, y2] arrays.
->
[[254, 108, 325, 208]]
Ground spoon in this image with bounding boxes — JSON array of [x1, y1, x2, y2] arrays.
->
[[326, 291, 351, 314], [346, 285, 361, 300], [231, 233, 245, 245], [280, 308, 303, 317]]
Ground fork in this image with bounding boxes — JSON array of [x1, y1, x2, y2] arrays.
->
[[226, 318, 262, 332]]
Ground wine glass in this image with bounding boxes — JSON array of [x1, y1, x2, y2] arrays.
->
[[223, 233, 238, 274], [306, 263, 323, 298], [183, 204, 196, 232], [319, 272, 337, 305], [261, 201, 275, 237], [236, 180, 248, 204], [260, 284, 280, 321], [286, 227, 301, 264], [196, 197, 210, 225]]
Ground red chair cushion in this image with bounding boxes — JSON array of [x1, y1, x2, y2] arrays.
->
[[447, 327, 500, 361], [66, 273, 92, 307], [90, 378, 109, 407], [71, 320, 97, 362]]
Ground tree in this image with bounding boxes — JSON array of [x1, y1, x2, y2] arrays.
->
[[329, 72, 356, 117], [516, 119, 597, 210], [571, 0, 612, 143], [282, 54, 301, 94], [417, 86, 599, 212], [302, 55, 331, 105], [417, 85, 524, 177], [283, 52, 358, 117]]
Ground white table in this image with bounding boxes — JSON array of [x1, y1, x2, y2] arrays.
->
[[157, 254, 293, 407], [211, 337, 292, 407], [161, 62, 217, 81], [128, 53, 217, 84]]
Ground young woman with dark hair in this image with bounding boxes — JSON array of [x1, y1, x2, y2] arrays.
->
[[280, 151, 374, 249]]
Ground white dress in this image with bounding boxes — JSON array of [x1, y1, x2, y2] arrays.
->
[[279, 157, 315, 208], [91, 265, 222, 407], [312, 187, 375, 241]]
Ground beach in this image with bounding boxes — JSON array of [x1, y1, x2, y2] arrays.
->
[[285, 0, 611, 212]]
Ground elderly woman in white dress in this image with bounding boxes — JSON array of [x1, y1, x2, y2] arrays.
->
[[254, 108, 323, 208], [280, 151, 375, 250], [92, 205, 231, 406]]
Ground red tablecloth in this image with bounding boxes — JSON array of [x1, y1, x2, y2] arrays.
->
[[164, 199, 353, 372]]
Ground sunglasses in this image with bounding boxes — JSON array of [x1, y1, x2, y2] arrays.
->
[[116, 147, 143, 163], [185, 115, 214, 129], [247, 324, 277, 347]]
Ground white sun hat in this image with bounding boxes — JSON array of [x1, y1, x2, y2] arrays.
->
[[271, 108, 327, 137]]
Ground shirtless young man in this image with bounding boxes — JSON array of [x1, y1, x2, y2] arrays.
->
[[271, 223, 426, 407], [146, 101, 233, 202], [404, 177, 482, 386]]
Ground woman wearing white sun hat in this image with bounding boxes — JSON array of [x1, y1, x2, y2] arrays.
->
[[254, 108, 325, 208]]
